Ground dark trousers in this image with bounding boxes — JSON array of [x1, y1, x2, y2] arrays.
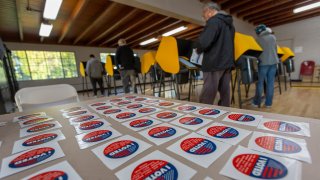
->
[[90, 77, 104, 96], [199, 70, 231, 107], [120, 70, 137, 94]]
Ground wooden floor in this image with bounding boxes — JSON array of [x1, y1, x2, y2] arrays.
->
[[79, 81, 320, 120]]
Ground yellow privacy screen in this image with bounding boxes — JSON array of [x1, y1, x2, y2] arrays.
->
[[141, 51, 156, 74], [105, 55, 114, 76], [234, 32, 262, 61], [156, 36, 179, 74]]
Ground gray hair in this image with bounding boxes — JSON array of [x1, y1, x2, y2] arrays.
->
[[203, 2, 221, 11]]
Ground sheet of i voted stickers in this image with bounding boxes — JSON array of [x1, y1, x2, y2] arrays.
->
[[12, 129, 66, 154], [121, 116, 162, 131], [0, 142, 65, 179], [19, 121, 62, 138], [197, 122, 251, 145], [115, 150, 197, 180], [248, 132, 312, 163], [167, 133, 232, 168], [192, 108, 228, 119], [257, 118, 311, 137], [220, 146, 302, 180], [169, 115, 213, 131], [22, 161, 83, 180], [73, 119, 111, 134], [222, 112, 263, 127], [18, 116, 54, 128], [75, 126, 122, 149], [139, 123, 189, 146], [92, 135, 152, 170]]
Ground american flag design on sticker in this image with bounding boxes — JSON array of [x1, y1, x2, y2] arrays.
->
[[179, 117, 203, 125], [104, 140, 139, 159], [27, 123, 55, 133], [156, 112, 177, 119], [255, 136, 302, 154], [22, 133, 58, 146], [178, 106, 197, 111], [79, 121, 104, 130], [130, 119, 153, 128], [91, 102, 107, 107], [149, 126, 176, 138], [131, 160, 178, 180], [116, 112, 136, 120], [228, 114, 255, 122], [180, 138, 216, 155], [82, 130, 112, 143], [28, 171, 68, 180], [207, 126, 239, 138], [70, 115, 95, 123], [103, 109, 122, 115], [96, 106, 113, 111], [126, 104, 143, 109], [138, 108, 157, 114], [199, 109, 220, 116], [264, 121, 301, 132]]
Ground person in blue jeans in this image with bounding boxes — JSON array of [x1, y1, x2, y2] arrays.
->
[[252, 25, 279, 108]]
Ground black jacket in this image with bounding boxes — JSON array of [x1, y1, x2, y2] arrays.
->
[[199, 13, 235, 72], [115, 45, 135, 70]]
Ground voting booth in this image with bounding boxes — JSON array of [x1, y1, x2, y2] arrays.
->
[[79, 61, 89, 96], [141, 51, 156, 94], [104, 55, 117, 95], [232, 32, 263, 108]]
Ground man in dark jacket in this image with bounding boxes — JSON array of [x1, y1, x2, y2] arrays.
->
[[115, 39, 137, 93], [198, 2, 235, 106]]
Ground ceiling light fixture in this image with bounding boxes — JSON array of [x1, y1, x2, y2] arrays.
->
[[293, 2, 320, 13], [43, 0, 63, 20], [162, 26, 188, 36], [140, 38, 158, 46], [39, 23, 53, 37]]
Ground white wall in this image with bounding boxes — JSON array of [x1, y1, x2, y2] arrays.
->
[[273, 16, 320, 80], [5, 42, 148, 91]]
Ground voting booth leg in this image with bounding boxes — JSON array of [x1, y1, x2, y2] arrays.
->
[[236, 68, 243, 109], [137, 74, 143, 94], [282, 64, 288, 91], [158, 71, 163, 97], [188, 70, 193, 101], [231, 70, 237, 105], [113, 77, 117, 95], [143, 74, 146, 95], [245, 84, 250, 98], [103, 76, 109, 97], [174, 74, 181, 100], [277, 67, 282, 95]]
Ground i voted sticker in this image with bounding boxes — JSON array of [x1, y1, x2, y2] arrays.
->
[[9, 147, 55, 168], [156, 112, 177, 119], [18, 113, 44, 120], [207, 126, 239, 138], [178, 106, 197, 111], [22, 118, 51, 126], [96, 106, 113, 111], [28, 171, 68, 180], [65, 110, 87, 117], [103, 109, 122, 115], [104, 140, 139, 159], [138, 108, 157, 114], [117, 101, 132, 106], [134, 98, 147, 101], [27, 123, 55, 133], [22, 133, 58, 147], [228, 114, 255, 122], [82, 130, 112, 143], [144, 99, 160, 103], [149, 126, 176, 138], [180, 138, 216, 155], [233, 154, 288, 179], [159, 102, 174, 106], [179, 117, 203, 125], [264, 121, 301, 132], [116, 112, 136, 119], [70, 115, 95, 123], [79, 121, 104, 130], [110, 98, 123, 102], [91, 102, 107, 107], [130, 119, 153, 128], [125, 96, 137, 99], [255, 136, 302, 154], [199, 109, 220, 116], [131, 160, 178, 180], [126, 104, 143, 109]]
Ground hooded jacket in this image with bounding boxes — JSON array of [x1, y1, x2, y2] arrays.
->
[[115, 45, 135, 70], [199, 13, 235, 72], [256, 30, 279, 66]]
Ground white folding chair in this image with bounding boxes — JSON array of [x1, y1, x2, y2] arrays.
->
[[15, 84, 79, 112]]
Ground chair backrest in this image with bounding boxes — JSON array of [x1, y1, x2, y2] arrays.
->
[[300, 60, 315, 76], [15, 84, 79, 112]]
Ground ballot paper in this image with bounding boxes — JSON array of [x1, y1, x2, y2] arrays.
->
[[19, 121, 62, 138], [167, 133, 232, 168], [115, 150, 197, 180], [99, 108, 124, 116], [149, 111, 184, 122], [197, 122, 251, 145], [75, 126, 122, 149], [122, 117, 162, 131], [74, 119, 111, 134], [220, 146, 302, 180], [139, 123, 189, 146], [134, 107, 163, 116], [68, 113, 100, 125], [193, 108, 228, 119], [60, 106, 86, 113], [92, 135, 152, 170], [109, 111, 143, 122], [13, 112, 46, 122], [257, 118, 310, 137], [123, 103, 148, 110], [248, 132, 312, 163], [170, 115, 213, 131], [172, 104, 203, 113], [62, 109, 91, 118], [190, 48, 203, 66], [22, 161, 82, 180], [18, 116, 54, 128], [222, 112, 263, 127], [0, 142, 65, 179], [156, 101, 180, 108], [12, 129, 66, 154]]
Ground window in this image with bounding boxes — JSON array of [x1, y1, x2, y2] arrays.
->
[[11, 51, 78, 81], [100, 53, 138, 63]]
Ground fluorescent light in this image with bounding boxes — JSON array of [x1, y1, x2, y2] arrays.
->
[[293, 2, 320, 13], [163, 26, 188, 36], [39, 23, 53, 37], [43, 0, 63, 20], [140, 38, 158, 46]]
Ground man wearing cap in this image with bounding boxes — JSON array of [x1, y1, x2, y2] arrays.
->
[[252, 25, 279, 108], [198, 2, 235, 107]]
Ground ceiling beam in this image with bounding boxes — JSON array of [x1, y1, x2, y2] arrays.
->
[[110, 17, 171, 47], [176, 28, 203, 39], [15, 0, 23, 41], [230, 0, 270, 15], [59, 0, 88, 43], [239, 0, 291, 18], [100, 13, 155, 46], [265, 9, 320, 26], [222, 0, 252, 10], [88, 8, 140, 45], [268, 10, 320, 27], [73, 2, 117, 45]]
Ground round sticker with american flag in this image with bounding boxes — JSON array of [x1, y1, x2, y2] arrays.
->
[[263, 121, 301, 133], [104, 140, 139, 158], [207, 126, 239, 139], [180, 138, 216, 155], [255, 136, 302, 154], [131, 160, 178, 180], [228, 114, 255, 122], [148, 126, 176, 138]]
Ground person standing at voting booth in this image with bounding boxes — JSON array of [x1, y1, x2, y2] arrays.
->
[[252, 25, 279, 108], [115, 39, 137, 93], [198, 2, 235, 107], [86, 54, 105, 97]]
